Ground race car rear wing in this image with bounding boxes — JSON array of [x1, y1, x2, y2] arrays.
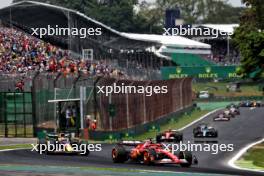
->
[[117, 140, 143, 146]]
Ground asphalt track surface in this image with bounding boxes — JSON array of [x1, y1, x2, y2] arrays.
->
[[0, 107, 264, 176]]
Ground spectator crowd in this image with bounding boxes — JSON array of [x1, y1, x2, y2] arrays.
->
[[0, 26, 126, 78], [203, 39, 240, 65]]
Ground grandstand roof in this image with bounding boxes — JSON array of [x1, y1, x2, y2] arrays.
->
[[3, 0, 121, 36], [121, 33, 211, 49], [0, 1, 211, 54]]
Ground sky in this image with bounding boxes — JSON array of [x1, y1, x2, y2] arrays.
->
[[0, 0, 244, 9]]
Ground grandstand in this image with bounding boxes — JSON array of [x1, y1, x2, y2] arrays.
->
[[192, 24, 240, 65], [0, 1, 212, 81]]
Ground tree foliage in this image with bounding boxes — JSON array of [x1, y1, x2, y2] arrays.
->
[[150, 0, 243, 24], [13, 0, 243, 33], [233, 0, 264, 79], [13, 0, 140, 32]]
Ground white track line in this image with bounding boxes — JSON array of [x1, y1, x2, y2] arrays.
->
[[178, 108, 222, 131], [228, 138, 264, 173]]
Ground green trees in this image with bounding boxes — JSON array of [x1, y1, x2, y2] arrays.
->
[[233, 0, 264, 79], [149, 0, 243, 24], [13, 0, 139, 32], [13, 0, 242, 33]]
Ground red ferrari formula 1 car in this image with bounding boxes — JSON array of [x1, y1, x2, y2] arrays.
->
[[156, 130, 183, 143], [112, 140, 197, 167]]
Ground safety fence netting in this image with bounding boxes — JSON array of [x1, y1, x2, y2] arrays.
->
[[1, 73, 192, 134], [96, 77, 193, 131]]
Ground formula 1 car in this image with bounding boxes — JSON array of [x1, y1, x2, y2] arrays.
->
[[193, 123, 218, 138], [227, 104, 240, 116], [239, 101, 263, 107], [223, 109, 235, 118], [226, 103, 239, 109], [37, 132, 89, 156], [111, 140, 197, 167], [213, 112, 231, 121], [156, 130, 183, 143]]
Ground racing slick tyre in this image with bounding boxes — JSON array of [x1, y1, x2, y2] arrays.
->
[[179, 151, 192, 167], [112, 145, 128, 163], [78, 142, 90, 156], [172, 133, 183, 143], [156, 134, 162, 143], [193, 132, 201, 138], [214, 131, 218, 138], [80, 146, 90, 156], [143, 149, 156, 165], [38, 139, 49, 155]]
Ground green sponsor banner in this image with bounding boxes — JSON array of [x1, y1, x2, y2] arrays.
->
[[161, 66, 242, 79]]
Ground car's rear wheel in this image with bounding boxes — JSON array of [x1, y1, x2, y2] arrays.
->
[[156, 134, 161, 143], [179, 151, 192, 167], [112, 146, 128, 163], [214, 131, 218, 137], [38, 139, 49, 155], [193, 131, 201, 138], [78, 142, 90, 156], [37, 139, 44, 154], [173, 134, 183, 143]]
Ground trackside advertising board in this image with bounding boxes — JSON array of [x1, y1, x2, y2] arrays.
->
[[161, 66, 242, 79]]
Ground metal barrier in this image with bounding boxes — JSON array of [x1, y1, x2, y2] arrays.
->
[[0, 92, 33, 137]]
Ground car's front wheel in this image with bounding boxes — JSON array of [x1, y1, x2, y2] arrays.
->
[[179, 151, 192, 167]]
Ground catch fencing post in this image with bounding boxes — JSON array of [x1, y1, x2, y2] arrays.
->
[[80, 86, 86, 130], [179, 78, 184, 109]]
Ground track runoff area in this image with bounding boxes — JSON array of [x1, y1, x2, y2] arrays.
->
[[0, 106, 264, 176]]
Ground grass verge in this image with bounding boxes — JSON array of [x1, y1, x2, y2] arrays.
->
[[236, 142, 264, 170], [122, 109, 209, 141], [0, 144, 31, 150], [193, 82, 262, 97]]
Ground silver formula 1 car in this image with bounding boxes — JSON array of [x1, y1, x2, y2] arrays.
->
[[193, 123, 218, 138]]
